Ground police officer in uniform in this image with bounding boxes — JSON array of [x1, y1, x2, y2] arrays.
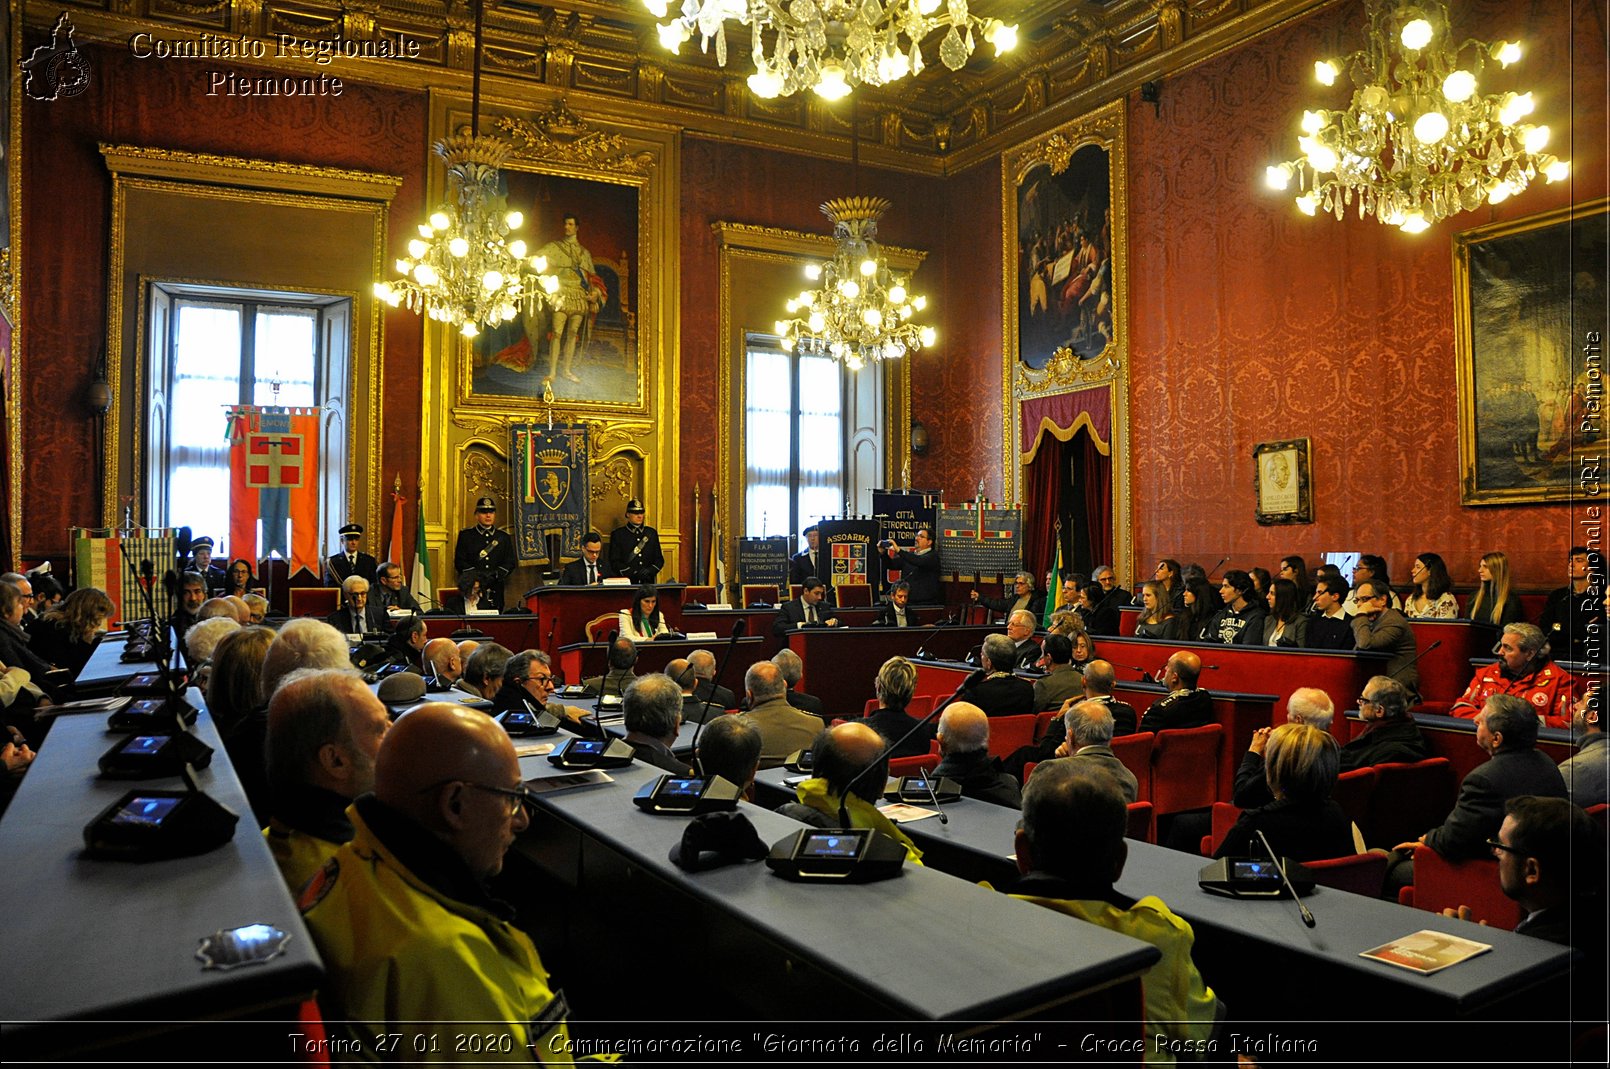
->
[[327, 523, 379, 587], [453, 497, 517, 610], [189, 536, 227, 595], [608, 498, 664, 585]]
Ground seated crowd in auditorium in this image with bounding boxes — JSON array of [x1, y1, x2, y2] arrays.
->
[[2, 540, 1604, 1054]]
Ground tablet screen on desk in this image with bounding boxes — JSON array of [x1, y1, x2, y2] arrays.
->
[[798, 833, 863, 859], [121, 735, 170, 756], [111, 796, 182, 828], [568, 739, 606, 756], [661, 778, 703, 798], [1232, 860, 1278, 881]]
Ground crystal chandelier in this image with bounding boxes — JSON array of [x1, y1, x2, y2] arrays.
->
[[1264, 0, 1569, 233], [372, 0, 558, 336], [644, 0, 1017, 100], [775, 196, 935, 371]]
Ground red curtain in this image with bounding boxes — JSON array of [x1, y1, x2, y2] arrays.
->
[[1020, 386, 1113, 582], [1073, 430, 1113, 572], [1022, 435, 1066, 586]]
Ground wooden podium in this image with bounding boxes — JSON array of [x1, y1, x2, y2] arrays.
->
[[524, 583, 685, 660]]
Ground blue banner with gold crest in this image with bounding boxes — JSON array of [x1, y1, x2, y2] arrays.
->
[[511, 423, 590, 561]]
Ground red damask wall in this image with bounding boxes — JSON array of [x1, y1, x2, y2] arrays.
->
[[1124, 0, 1605, 592], [19, 42, 427, 560]]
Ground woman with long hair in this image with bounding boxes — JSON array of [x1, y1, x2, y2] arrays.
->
[[1134, 580, 1182, 640], [1403, 552, 1458, 619], [619, 584, 671, 642], [1277, 556, 1312, 602], [222, 558, 265, 598], [1467, 551, 1524, 626], [1261, 578, 1308, 647], [1179, 575, 1218, 642], [1152, 559, 1185, 611], [29, 587, 115, 676]]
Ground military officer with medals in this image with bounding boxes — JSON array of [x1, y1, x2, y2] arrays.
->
[[327, 523, 379, 587], [608, 498, 664, 585], [453, 497, 517, 611]]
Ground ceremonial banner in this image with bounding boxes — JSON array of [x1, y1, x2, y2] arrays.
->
[[935, 503, 1023, 579], [226, 407, 321, 575], [412, 492, 434, 608], [817, 519, 879, 601], [73, 527, 177, 623], [737, 537, 789, 596], [708, 487, 727, 600], [872, 489, 938, 591], [512, 423, 589, 562]]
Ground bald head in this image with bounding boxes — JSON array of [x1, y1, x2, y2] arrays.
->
[[198, 597, 240, 622], [1286, 687, 1335, 729], [665, 658, 696, 693], [457, 639, 480, 663], [423, 638, 462, 683], [937, 702, 990, 756], [745, 660, 787, 703], [1166, 650, 1201, 690], [375, 703, 528, 879], [814, 721, 888, 803], [224, 595, 252, 624]]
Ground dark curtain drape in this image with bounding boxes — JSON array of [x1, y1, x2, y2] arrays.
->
[[1069, 430, 1113, 574], [1022, 435, 1067, 586], [1020, 387, 1113, 585]]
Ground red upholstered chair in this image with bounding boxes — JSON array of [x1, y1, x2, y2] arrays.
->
[[889, 754, 940, 777], [1305, 853, 1389, 897], [1150, 724, 1223, 817], [987, 715, 1038, 759], [683, 585, 716, 604], [741, 583, 783, 606], [1024, 760, 1039, 782], [583, 613, 618, 642], [1198, 802, 1243, 856], [1586, 803, 1608, 829], [1126, 801, 1156, 844], [1332, 766, 1378, 828], [908, 695, 935, 718], [835, 583, 872, 607], [1034, 710, 1060, 742], [862, 698, 879, 717], [1397, 844, 1522, 930], [288, 586, 340, 618], [1362, 758, 1456, 850], [1110, 731, 1155, 803]]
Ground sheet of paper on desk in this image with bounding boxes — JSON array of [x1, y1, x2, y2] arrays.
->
[[513, 741, 557, 757], [525, 770, 614, 794], [1360, 930, 1493, 975], [878, 802, 940, 823], [33, 695, 132, 718]]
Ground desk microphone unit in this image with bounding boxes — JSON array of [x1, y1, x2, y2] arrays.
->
[[547, 736, 635, 769], [108, 697, 197, 733], [632, 774, 742, 815], [83, 764, 239, 861], [1197, 857, 1314, 900], [782, 748, 814, 773], [884, 773, 962, 804], [97, 730, 214, 778], [766, 828, 907, 882], [497, 707, 560, 737]]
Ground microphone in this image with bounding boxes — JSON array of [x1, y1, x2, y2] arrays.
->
[[835, 690, 951, 831], [1205, 556, 1230, 579], [1390, 639, 1442, 681], [172, 526, 194, 568], [1117, 663, 1149, 681], [1255, 829, 1315, 928], [914, 764, 948, 825], [688, 616, 748, 775]]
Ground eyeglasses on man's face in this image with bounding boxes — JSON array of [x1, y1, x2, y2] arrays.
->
[[1486, 837, 1524, 858], [421, 779, 537, 817]]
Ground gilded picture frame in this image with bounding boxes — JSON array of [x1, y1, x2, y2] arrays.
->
[[1253, 438, 1312, 525], [1453, 197, 1608, 505]]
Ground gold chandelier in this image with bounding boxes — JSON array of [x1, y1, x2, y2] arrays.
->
[[373, 0, 558, 336], [775, 197, 935, 371], [644, 0, 1017, 100], [1265, 0, 1569, 233]]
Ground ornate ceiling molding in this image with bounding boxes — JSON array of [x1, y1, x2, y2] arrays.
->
[[39, 0, 1332, 174]]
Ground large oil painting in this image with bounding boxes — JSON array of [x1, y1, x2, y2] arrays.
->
[[1455, 198, 1609, 505], [1016, 143, 1113, 369], [469, 171, 639, 406]]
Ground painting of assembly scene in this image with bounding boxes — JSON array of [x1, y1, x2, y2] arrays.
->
[[470, 171, 640, 405], [1016, 142, 1113, 369], [1458, 200, 1607, 504]]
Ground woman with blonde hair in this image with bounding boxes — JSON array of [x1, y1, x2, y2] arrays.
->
[[1213, 723, 1354, 862], [29, 587, 115, 676], [1467, 551, 1524, 627], [1133, 580, 1182, 640]]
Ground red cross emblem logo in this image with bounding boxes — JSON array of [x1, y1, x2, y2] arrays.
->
[[246, 433, 305, 488]]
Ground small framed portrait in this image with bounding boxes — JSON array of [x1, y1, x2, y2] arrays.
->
[[1253, 438, 1312, 525]]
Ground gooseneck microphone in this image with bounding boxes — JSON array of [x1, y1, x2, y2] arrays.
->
[[688, 616, 748, 776], [1256, 829, 1315, 928]]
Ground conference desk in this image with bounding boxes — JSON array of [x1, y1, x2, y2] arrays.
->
[[789, 625, 1000, 716], [0, 697, 323, 1058], [524, 583, 686, 660], [510, 756, 1158, 1029], [751, 768, 1576, 1037], [72, 629, 166, 696]]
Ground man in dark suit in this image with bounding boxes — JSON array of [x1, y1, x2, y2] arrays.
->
[[667, 658, 722, 725], [373, 561, 422, 614], [1387, 693, 1569, 890], [772, 649, 825, 718], [559, 532, 612, 586], [789, 524, 822, 585], [1090, 566, 1130, 623], [1137, 651, 1213, 733], [621, 673, 693, 776], [1339, 676, 1429, 771], [881, 527, 941, 604], [453, 497, 517, 610], [772, 577, 840, 636], [931, 703, 1021, 808], [956, 634, 1036, 717], [1306, 575, 1353, 650], [327, 523, 379, 587], [325, 575, 387, 635], [687, 649, 735, 711], [876, 582, 919, 627], [1006, 609, 1042, 670], [607, 498, 664, 585]]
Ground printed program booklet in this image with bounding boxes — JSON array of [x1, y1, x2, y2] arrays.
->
[[1361, 930, 1493, 975]]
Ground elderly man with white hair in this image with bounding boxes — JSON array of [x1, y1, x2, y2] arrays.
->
[[1231, 687, 1337, 809], [1049, 699, 1138, 803], [326, 574, 386, 636]]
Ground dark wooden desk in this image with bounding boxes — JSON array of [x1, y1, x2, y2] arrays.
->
[[513, 758, 1156, 1025], [420, 613, 543, 652], [787, 625, 1000, 717], [0, 697, 323, 1057], [751, 769, 1576, 1032], [523, 583, 686, 661]]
